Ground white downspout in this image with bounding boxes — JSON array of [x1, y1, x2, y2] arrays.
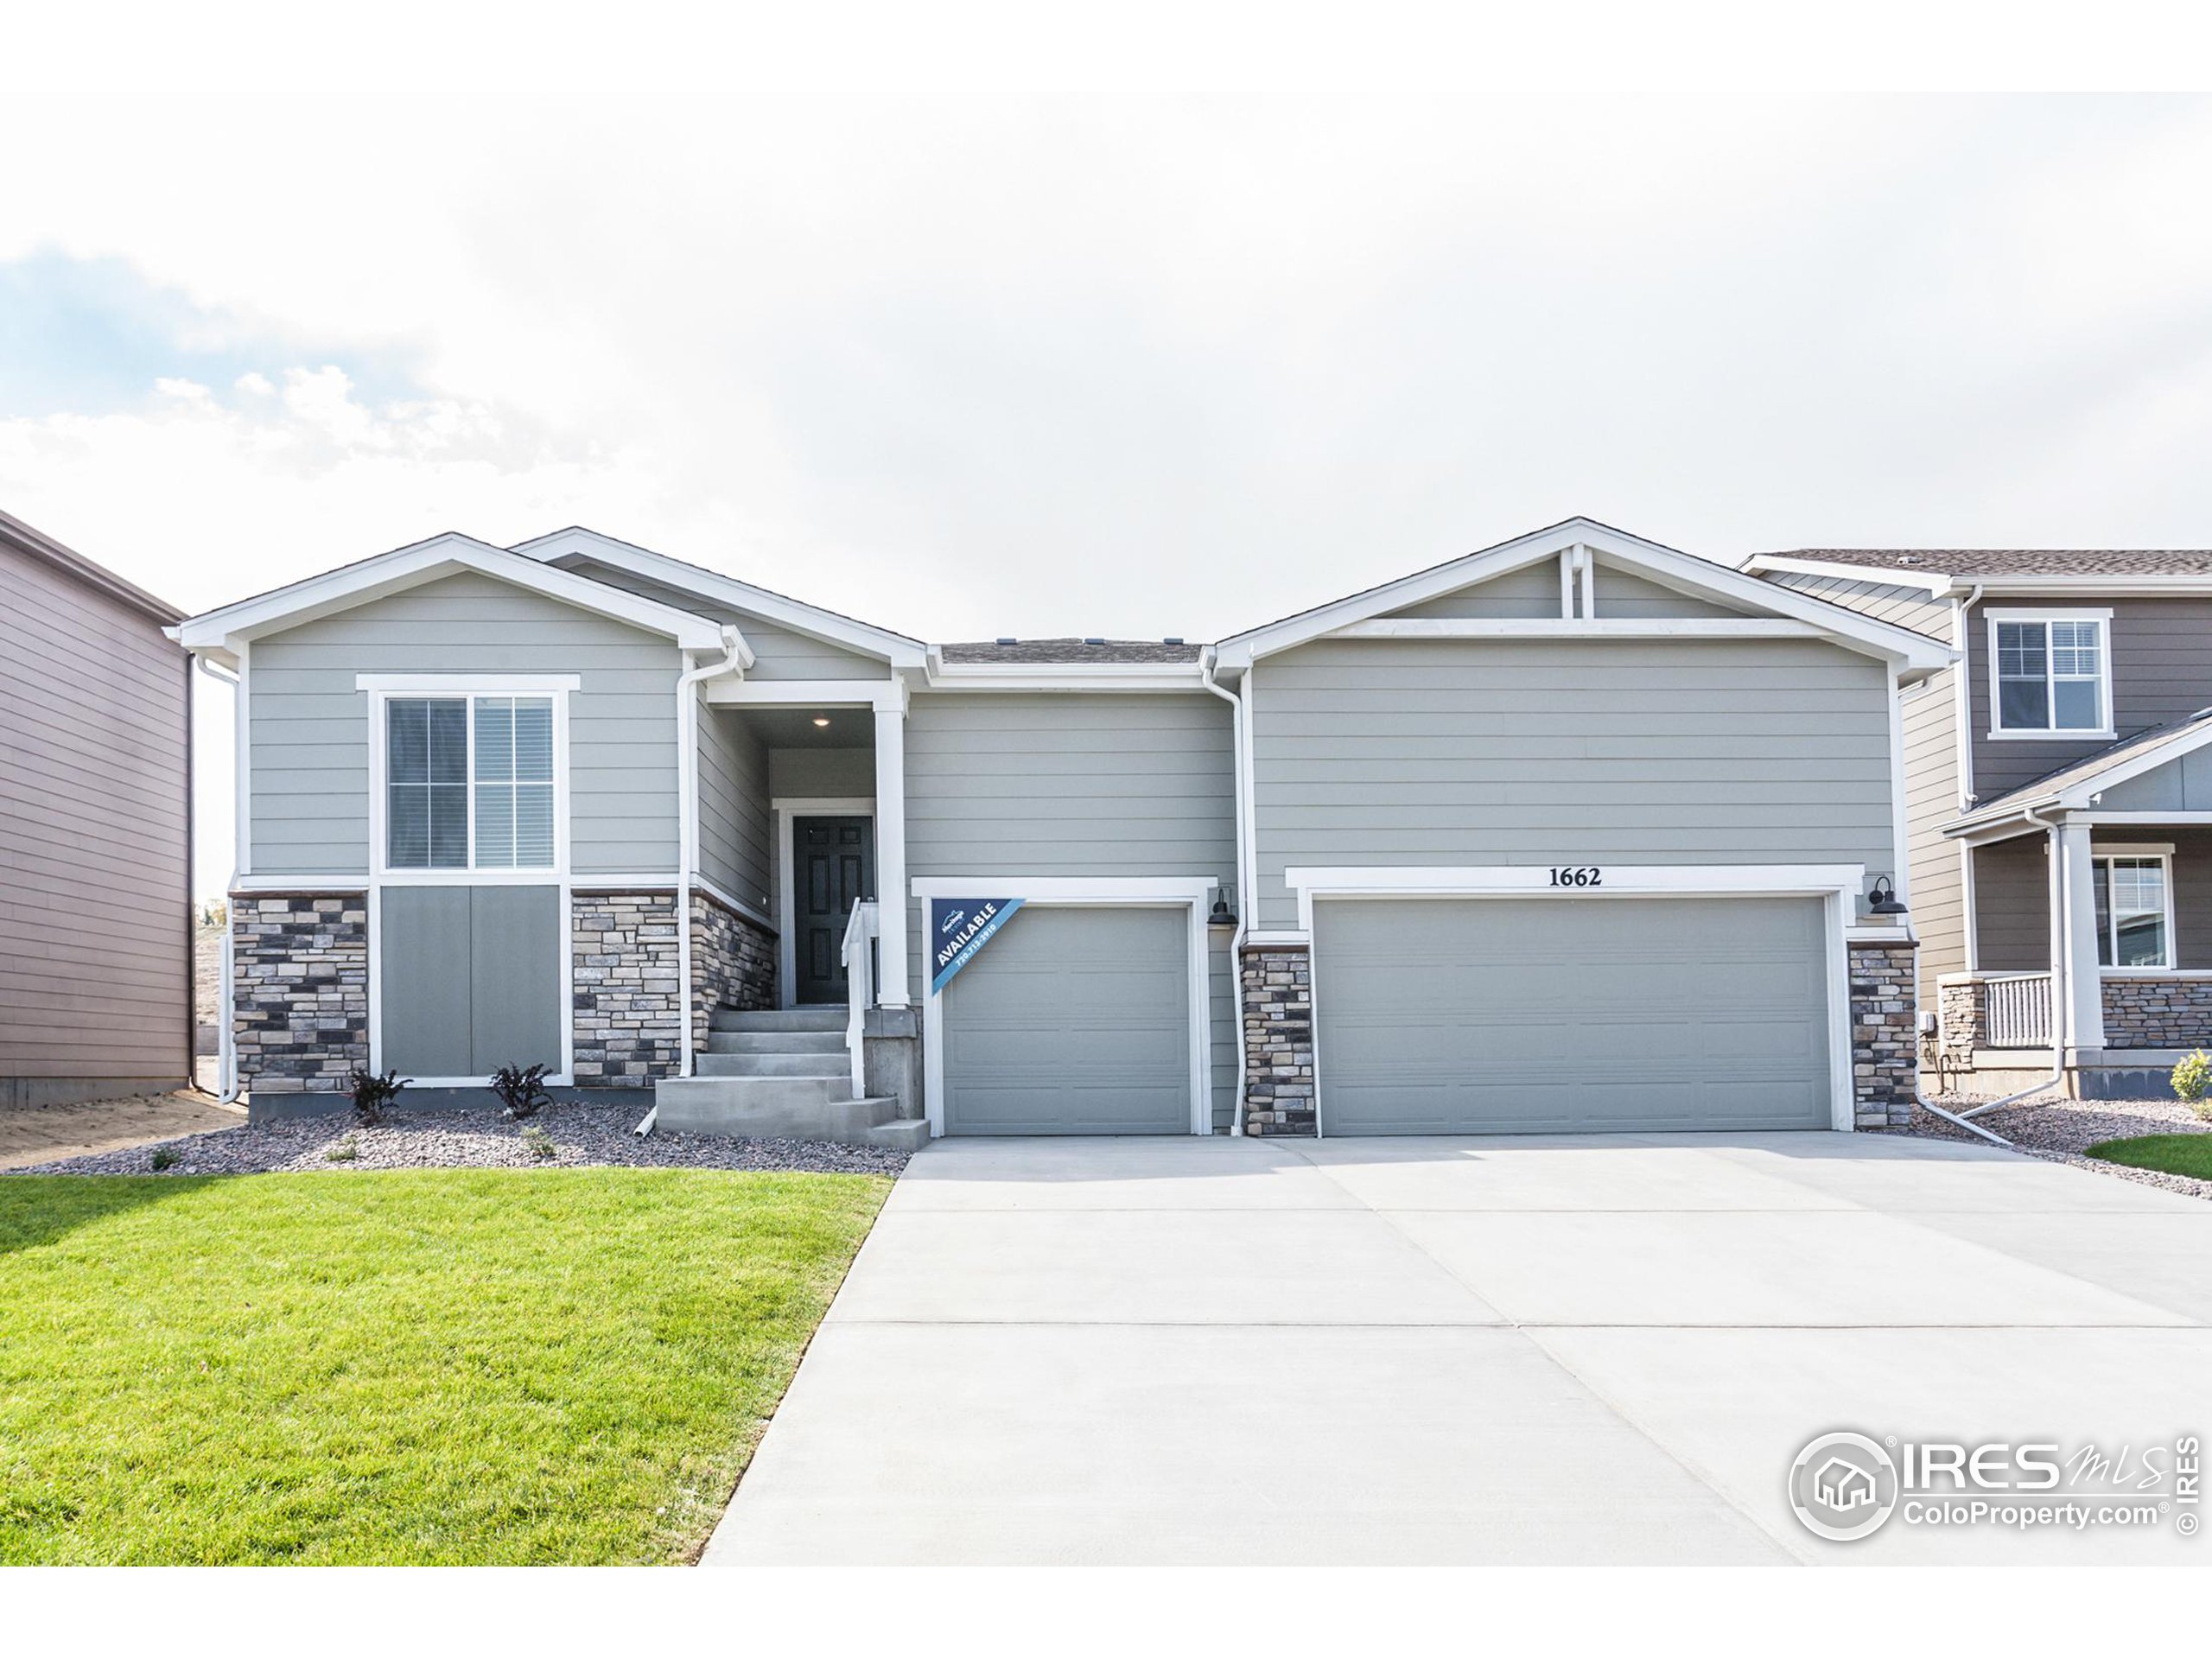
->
[[1199, 649, 1253, 1135], [673, 627, 749, 1088], [194, 653, 243, 1104]]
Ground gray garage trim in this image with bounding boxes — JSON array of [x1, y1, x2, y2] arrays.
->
[[914, 876, 1217, 1135], [1292, 864, 1859, 1134]]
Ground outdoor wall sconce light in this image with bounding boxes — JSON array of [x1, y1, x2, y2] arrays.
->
[[1209, 891, 1237, 927], [1866, 874, 1909, 916]]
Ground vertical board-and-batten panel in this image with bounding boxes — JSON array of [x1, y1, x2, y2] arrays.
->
[[249, 571, 683, 876], [0, 535, 188, 1085], [1249, 635, 1896, 931], [902, 692, 1239, 1128], [1762, 569, 1963, 997]]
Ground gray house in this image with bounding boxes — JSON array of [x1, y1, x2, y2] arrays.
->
[[1751, 547, 2212, 1097], [174, 518, 1948, 1143], [2, 508, 193, 1107]]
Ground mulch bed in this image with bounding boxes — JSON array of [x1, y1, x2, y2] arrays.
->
[[1897, 1093, 2212, 1203]]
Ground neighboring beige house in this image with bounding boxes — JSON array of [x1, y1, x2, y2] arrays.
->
[[1, 508, 194, 1107]]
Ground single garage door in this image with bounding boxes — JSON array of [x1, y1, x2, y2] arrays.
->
[[1313, 895, 1833, 1134], [943, 905, 1191, 1135]]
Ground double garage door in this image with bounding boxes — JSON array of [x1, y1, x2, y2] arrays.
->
[[1313, 895, 1836, 1134], [937, 891, 1835, 1136]]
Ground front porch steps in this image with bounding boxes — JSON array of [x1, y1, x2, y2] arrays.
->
[[654, 1004, 927, 1152]]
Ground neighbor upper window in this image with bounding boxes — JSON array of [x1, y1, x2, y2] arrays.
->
[[1991, 613, 2110, 735], [385, 695, 556, 870]]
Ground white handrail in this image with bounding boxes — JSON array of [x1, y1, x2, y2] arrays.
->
[[1985, 972, 2053, 1048], [842, 899, 881, 1096]]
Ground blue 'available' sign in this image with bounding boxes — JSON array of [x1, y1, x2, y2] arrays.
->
[[929, 898, 1024, 993]]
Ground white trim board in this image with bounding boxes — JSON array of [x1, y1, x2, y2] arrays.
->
[[703, 678, 909, 714], [176, 531, 731, 661], [1287, 862, 1864, 1135], [911, 875, 1222, 1139], [772, 798, 877, 1010], [511, 525, 926, 668]]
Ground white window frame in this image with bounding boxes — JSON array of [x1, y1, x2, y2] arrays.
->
[[2092, 843, 2177, 975], [1986, 608, 2114, 741], [361, 674, 577, 882]]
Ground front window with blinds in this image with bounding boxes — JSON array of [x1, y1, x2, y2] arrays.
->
[[2093, 854, 2171, 969], [1993, 616, 2107, 734], [385, 695, 556, 870]]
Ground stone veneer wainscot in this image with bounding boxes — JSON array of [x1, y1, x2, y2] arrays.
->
[[1847, 937, 1918, 1129], [232, 893, 369, 1094], [1239, 944, 1314, 1135], [571, 888, 779, 1087], [2101, 973, 2212, 1050]]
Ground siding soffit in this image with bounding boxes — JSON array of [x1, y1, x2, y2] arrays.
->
[[1210, 516, 1954, 676]]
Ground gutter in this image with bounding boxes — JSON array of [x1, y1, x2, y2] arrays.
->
[[1199, 648, 1254, 1136], [672, 627, 749, 1096]]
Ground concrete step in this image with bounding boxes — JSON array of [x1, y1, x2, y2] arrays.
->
[[863, 1117, 933, 1154], [709, 1006, 847, 1033], [694, 1051, 851, 1079], [653, 1077, 904, 1144], [707, 1030, 846, 1055]]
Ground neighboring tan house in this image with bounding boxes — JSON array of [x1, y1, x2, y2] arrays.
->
[[1749, 547, 2212, 1097], [1, 508, 194, 1108], [173, 518, 1948, 1143]]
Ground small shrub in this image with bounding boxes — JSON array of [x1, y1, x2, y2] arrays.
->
[[348, 1067, 404, 1127], [2173, 1050, 2212, 1115], [149, 1146, 177, 1172], [521, 1124, 557, 1161], [325, 1135, 359, 1164], [491, 1062, 553, 1121]]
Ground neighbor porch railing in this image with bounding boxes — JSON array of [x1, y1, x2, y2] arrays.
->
[[841, 899, 881, 1096], [1984, 972, 2053, 1048]]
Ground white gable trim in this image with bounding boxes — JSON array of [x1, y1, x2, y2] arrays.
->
[[1741, 554, 1960, 595], [511, 526, 928, 669], [1214, 518, 1952, 675], [175, 532, 734, 660]]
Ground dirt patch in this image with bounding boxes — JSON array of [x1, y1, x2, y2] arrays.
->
[[0, 1091, 248, 1172]]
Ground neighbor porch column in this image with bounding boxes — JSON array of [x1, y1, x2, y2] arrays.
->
[[2056, 818, 2106, 1058], [874, 695, 911, 1008]]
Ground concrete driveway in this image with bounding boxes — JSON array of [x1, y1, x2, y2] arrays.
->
[[705, 1132, 2212, 1566]]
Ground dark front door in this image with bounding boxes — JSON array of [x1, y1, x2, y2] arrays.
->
[[796, 816, 874, 1004]]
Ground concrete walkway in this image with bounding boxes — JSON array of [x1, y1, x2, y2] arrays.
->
[[705, 1132, 2212, 1566]]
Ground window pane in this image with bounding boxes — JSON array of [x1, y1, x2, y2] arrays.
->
[[474, 698, 515, 782], [513, 699, 554, 782], [1999, 676, 2050, 729], [428, 700, 468, 783], [1996, 622, 2045, 680], [2102, 857, 2169, 969], [2094, 861, 2112, 968], [2053, 677, 2101, 729], [475, 782, 516, 868], [388, 700, 429, 783], [2050, 620, 2101, 677], [389, 785, 429, 868], [513, 782, 555, 868], [428, 783, 469, 867]]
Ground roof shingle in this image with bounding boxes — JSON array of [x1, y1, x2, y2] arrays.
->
[[1763, 548, 2212, 580], [938, 638, 1204, 664]]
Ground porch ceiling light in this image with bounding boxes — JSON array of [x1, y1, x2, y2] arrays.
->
[[811, 716, 830, 727]]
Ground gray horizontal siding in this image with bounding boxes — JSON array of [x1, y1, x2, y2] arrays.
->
[[1967, 597, 2212, 801], [249, 570, 682, 877], [770, 747, 875, 799], [698, 708, 772, 912], [556, 557, 892, 681], [903, 692, 1238, 1128], [1388, 561, 1560, 619], [1973, 836, 2047, 973], [1251, 637, 1895, 930], [0, 540, 188, 1081]]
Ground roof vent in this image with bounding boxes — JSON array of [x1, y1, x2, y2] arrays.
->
[[1162, 637, 1184, 645], [1084, 636, 1105, 645], [995, 637, 1018, 645], [1897, 556, 1923, 566]]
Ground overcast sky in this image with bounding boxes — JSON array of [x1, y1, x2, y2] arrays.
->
[[5, 92, 2209, 892]]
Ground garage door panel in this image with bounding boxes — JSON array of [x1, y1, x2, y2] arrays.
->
[[944, 906, 1191, 1135], [1315, 895, 1833, 1135]]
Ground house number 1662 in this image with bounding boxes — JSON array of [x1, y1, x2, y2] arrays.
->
[[1548, 866, 1603, 887]]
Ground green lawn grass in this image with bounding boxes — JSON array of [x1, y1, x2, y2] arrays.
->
[[0, 1168, 889, 1564], [2084, 1134, 2212, 1180]]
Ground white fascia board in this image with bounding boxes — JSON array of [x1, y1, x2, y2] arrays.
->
[[175, 532, 728, 654], [1217, 518, 1951, 674], [911, 875, 1220, 901], [511, 525, 927, 668], [703, 678, 907, 712], [923, 661, 1209, 691], [1741, 555, 1961, 595], [1327, 618, 1825, 640]]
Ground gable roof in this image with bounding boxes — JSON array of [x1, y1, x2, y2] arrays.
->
[[171, 531, 734, 663], [1, 506, 182, 624], [1213, 516, 1951, 675], [1746, 548, 2212, 592], [511, 526, 927, 668], [1948, 710, 2212, 834]]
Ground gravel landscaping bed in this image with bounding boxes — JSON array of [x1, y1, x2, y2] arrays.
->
[[4, 1100, 911, 1179], [1897, 1093, 2212, 1202]]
